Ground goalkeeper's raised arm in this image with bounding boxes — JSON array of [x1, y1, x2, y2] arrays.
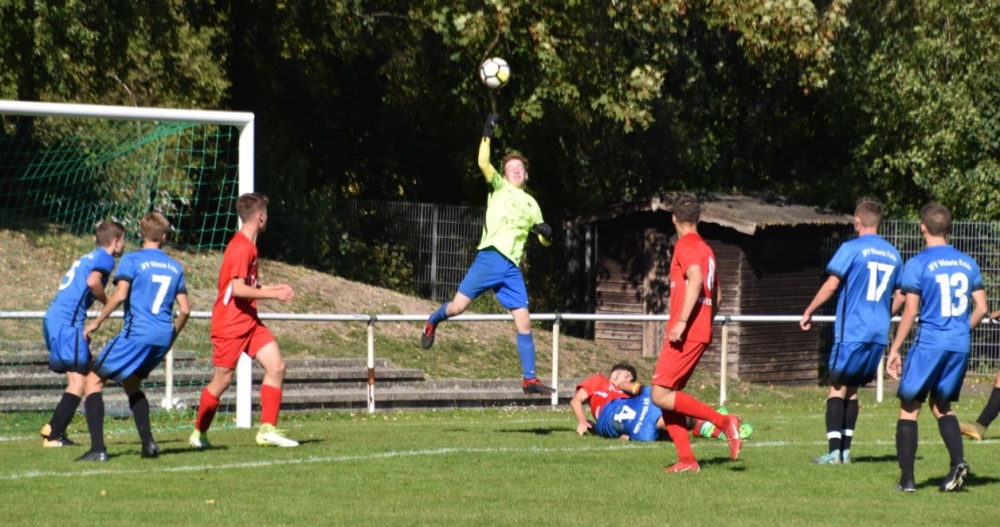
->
[[478, 113, 500, 181]]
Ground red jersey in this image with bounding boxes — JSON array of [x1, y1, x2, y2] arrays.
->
[[669, 232, 718, 344], [211, 232, 261, 338], [576, 373, 629, 420]]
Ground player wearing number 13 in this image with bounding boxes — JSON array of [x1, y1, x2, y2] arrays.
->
[[887, 203, 988, 492], [76, 213, 191, 461], [800, 198, 903, 465]]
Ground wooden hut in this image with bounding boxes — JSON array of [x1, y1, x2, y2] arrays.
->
[[564, 192, 852, 384]]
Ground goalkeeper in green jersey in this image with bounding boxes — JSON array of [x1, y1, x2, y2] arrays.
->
[[421, 113, 556, 395]]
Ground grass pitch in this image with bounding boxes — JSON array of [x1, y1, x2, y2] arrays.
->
[[3, 385, 1000, 526]]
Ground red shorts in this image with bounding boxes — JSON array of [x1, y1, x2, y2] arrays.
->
[[211, 324, 275, 369], [652, 339, 709, 390]]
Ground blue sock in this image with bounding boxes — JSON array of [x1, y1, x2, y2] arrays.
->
[[516, 332, 536, 379], [429, 302, 450, 326]]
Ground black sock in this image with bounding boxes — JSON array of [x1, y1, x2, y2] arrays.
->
[[842, 398, 859, 451], [84, 393, 106, 453], [128, 391, 153, 444], [976, 387, 1000, 428], [48, 393, 81, 439], [826, 397, 845, 452], [896, 420, 918, 482], [938, 414, 965, 467]]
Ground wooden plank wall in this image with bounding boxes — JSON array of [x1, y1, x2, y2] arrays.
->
[[736, 231, 823, 384], [594, 221, 647, 353]]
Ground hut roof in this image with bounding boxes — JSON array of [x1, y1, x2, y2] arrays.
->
[[565, 192, 852, 235]]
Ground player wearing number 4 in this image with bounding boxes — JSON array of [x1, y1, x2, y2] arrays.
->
[[800, 198, 904, 465], [40, 220, 126, 448], [651, 194, 742, 474], [887, 203, 988, 492], [571, 362, 754, 442], [76, 213, 191, 461], [420, 113, 556, 396]]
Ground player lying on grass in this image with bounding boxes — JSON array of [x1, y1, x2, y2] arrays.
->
[[570, 362, 752, 442]]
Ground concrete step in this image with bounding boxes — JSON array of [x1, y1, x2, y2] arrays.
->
[[0, 348, 581, 412]]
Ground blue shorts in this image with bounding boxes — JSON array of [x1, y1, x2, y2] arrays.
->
[[595, 388, 663, 442], [457, 248, 529, 310], [897, 344, 968, 404], [828, 341, 885, 386], [43, 320, 91, 375], [92, 334, 170, 384]]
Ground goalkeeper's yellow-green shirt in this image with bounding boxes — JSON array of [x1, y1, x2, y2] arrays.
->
[[477, 142, 545, 264]]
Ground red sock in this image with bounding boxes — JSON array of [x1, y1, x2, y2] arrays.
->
[[195, 389, 220, 433], [663, 411, 696, 463], [260, 384, 282, 426], [673, 391, 726, 429]]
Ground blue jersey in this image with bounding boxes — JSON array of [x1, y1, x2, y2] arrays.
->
[[116, 248, 187, 347], [827, 234, 902, 344], [901, 245, 984, 353], [44, 248, 116, 327], [595, 387, 663, 442]]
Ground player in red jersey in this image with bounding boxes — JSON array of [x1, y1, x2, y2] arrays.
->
[[651, 194, 741, 473], [190, 192, 299, 448]]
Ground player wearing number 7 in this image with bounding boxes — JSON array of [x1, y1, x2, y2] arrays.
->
[[887, 203, 988, 492], [75, 213, 191, 461], [800, 197, 904, 465]]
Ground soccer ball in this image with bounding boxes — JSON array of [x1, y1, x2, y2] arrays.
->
[[479, 57, 511, 89]]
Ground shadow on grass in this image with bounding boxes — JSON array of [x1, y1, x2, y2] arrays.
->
[[496, 427, 565, 436], [848, 454, 898, 464]]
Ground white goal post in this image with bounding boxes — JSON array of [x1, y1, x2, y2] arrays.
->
[[0, 99, 257, 429]]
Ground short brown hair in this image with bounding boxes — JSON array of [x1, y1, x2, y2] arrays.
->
[[95, 220, 125, 247], [501, 152, 528, 173], [920, 203, 952, 237], [236, 192, 269, 223], [672, 194, 700, 224], [855, 197, 883, 228], [610, 362, 638, 383], [140, 212, 171, 242]]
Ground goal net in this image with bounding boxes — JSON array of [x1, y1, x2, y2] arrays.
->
[[0, 100, 254, 435]]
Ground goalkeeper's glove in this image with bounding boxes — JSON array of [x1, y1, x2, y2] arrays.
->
[[483, 113, 500, 138], [531, 222, 553, 240]]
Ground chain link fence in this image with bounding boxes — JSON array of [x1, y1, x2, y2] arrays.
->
[[330, 200, 485, 301]]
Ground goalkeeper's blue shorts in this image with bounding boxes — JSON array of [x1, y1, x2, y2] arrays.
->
[[457, 247, 528, 310]]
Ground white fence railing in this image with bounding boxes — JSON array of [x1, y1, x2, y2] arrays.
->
[[7, 311, 960, 427]]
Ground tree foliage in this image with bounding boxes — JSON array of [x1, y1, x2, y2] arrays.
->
[[2, 0, 1000, 291]]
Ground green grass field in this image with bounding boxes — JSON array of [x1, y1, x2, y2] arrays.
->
[[3, 384, 1000, 526]]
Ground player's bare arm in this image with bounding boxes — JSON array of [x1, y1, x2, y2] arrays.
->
[[172, 293, 192, 341], [86, 270, 109, 305], [890, 289, 905, 315], [569, 388, 594, 436], [887, 293, 920, 380], [968, 290, 989, 330], [84, 281, 131, 340], [230, 278, 294, 302], [800, 275, 840, 330], [670, 264, 703, 342]]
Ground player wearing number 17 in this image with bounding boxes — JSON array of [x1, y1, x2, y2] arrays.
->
[[887, 204, 988, 492], [800, 198, 903, 465], [76, 213, 191, 461]]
